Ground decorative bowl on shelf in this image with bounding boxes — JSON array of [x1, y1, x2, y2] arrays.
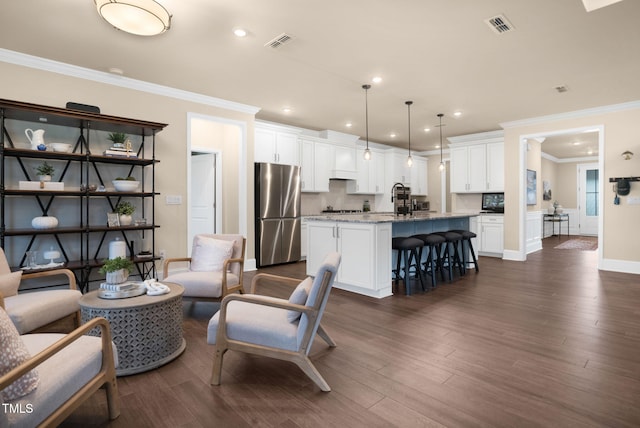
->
[[51, 143, 71, 152], [32, 216, 58, 229], [112, 180, 139, 191]]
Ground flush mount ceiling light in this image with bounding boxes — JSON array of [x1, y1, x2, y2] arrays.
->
[[362, 84, 372, 160], [95, 0, 171, 36], [405, 101, 413, 167], [437, 113, 445, 172], [233, 28, 248, 37]]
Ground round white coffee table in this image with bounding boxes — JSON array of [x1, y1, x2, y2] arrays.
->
[[79, 282, 186, 376]]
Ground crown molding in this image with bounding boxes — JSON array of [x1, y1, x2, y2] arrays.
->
[[501, 100, 640, 129], [0, 48, 261, 115], [541, 151, 598, 163]]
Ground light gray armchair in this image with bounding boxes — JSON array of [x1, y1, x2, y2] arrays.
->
[[0, 248, 81, 334], [208, 252, 341, 391], [163, 234, 245, 303]]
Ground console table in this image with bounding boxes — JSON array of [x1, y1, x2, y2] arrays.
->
[[79, 282, 185, 376], [543, 213, 570, 238]]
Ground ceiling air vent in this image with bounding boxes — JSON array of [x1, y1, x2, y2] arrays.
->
[[485, 14, 515, 34], [264, 33, 294, 49]]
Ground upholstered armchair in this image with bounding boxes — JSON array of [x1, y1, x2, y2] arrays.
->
[[163, 234, 246, 303], [0, 311, 119, 427], [208, 252, 341, 391], [0, 248, 81, 334]]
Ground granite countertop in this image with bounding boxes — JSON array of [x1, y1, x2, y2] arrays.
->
[[304, 212, 479, 224]]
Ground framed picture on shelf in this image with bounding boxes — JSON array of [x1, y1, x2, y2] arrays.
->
[[107, 212, 120, 227]]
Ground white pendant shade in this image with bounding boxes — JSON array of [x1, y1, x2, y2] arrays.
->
[[95, 0, 171, 36]]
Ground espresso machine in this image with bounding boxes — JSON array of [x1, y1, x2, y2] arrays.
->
[[392, 183, 411, 215]]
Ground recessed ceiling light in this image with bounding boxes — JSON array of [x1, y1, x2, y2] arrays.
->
[[587, 149, 594, 155], [372, 76, 382, 84], [390, 133, 396, 138], [345, 122, 352, 128], [423, 127, 431, 132], [108, 67, 124, 75], [233, 28, 247, 37], [282, 107, 292, 113], [572, 142, 581, 146], [453, 111, 462, 117], [435, 145, 441, 149]]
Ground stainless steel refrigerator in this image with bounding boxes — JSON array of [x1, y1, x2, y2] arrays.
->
[[255, 163, 301, 267]]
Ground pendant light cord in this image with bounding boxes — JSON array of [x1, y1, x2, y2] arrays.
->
[[406, 101, 413, 164]]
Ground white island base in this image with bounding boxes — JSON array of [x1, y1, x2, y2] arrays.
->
[[306, 213, 475, 298]]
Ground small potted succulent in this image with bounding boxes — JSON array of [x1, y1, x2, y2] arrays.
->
[[35, 161, 55, 181], [107, 132, 128, 148], [99, 256, 134, 284], [115, 201, 135, 226]]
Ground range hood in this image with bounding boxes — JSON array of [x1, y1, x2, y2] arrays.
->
[[319, 130, 359, 180]]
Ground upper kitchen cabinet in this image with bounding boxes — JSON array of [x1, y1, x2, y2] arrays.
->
[[255, 122, 300, 166], [319, 130, 359, 180], [346, 147, 385, 195], [300, 137, 331, 193], [448, 130, 504, 193], [410, 156, 428, 196]]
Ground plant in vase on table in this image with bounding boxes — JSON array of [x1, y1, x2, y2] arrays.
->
[[115, 201, 135, 226], [99, 256, 134, 285]]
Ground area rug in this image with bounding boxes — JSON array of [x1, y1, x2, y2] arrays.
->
[[554, 239, 597, 251]]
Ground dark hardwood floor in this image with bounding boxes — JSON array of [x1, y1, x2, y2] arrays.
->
[[62, 235, 640, 427]]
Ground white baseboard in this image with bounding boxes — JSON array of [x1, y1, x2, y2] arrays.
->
[[600, 258, 640, 275], [245, 258, 257, 271], [503, 249, 526, 261]]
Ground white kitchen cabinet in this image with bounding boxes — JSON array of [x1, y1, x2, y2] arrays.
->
[[448, 130, 504, 193], [392, 153, 412, 185], [478, 214, 503, 256], [300, 137, 330, 192], [306, 220, 392, 298], [255, 126, 300, 165], [450, 144, 486, 193], [410, 156, 428, 196], [486, 142, 504, 192], [330, 143, 357, 180], [347, 148, 384, 194], [300, 217, 308, 259]]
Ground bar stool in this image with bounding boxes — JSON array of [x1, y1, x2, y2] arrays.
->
[[392, 236, 424, 295], [434, 231, 465, 280], [450, 229, 479, 273], [412, 233, 446, 290]]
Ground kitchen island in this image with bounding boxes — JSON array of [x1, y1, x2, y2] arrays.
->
[[305, 212, 477, 298]]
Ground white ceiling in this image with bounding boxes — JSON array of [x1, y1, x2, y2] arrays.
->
[[1, 0, 638, 158]]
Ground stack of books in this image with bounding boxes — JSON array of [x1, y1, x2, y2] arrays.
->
[[103, 146, 137, 158]]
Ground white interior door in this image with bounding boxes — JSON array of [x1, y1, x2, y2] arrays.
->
[[190, 152, 216, 249], [578, 162, 599, 236]]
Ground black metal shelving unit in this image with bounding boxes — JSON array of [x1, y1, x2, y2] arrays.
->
[[0, 99, 167, 291]]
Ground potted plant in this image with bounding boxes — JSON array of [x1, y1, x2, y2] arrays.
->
[[35, 161, 55, 181], [99, 256, 134, 284], [107, 132, 128, 148], [115, 201, 135, 226]]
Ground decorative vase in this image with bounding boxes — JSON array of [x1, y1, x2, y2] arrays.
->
[[119, 214, 132, 226], [38, 175, 51, 182], [105, 269, 129, 285], [31, 216, 58, 229]]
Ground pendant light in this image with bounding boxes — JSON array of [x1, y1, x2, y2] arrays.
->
[[362, 84, 372, 160], [405, 101, 413, 167], [437, 113, 445, 172]]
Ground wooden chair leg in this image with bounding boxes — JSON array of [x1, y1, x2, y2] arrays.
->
[[294, 355, 331, 392], [316, 324, 336, 347], [210, 346, 226, 385], [105, 376, 120, 420]]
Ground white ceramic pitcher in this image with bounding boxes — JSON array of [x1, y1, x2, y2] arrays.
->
[[25, 129, 45, 150]]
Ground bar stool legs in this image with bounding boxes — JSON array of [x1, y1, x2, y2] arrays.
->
[[392, 237, 424, 295], [413, 233, 446, 290], [451, 229, 479, 273]]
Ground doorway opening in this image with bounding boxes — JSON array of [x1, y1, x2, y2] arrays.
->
[[186, 113, 248, 257], [519, 126, 603, 265]]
